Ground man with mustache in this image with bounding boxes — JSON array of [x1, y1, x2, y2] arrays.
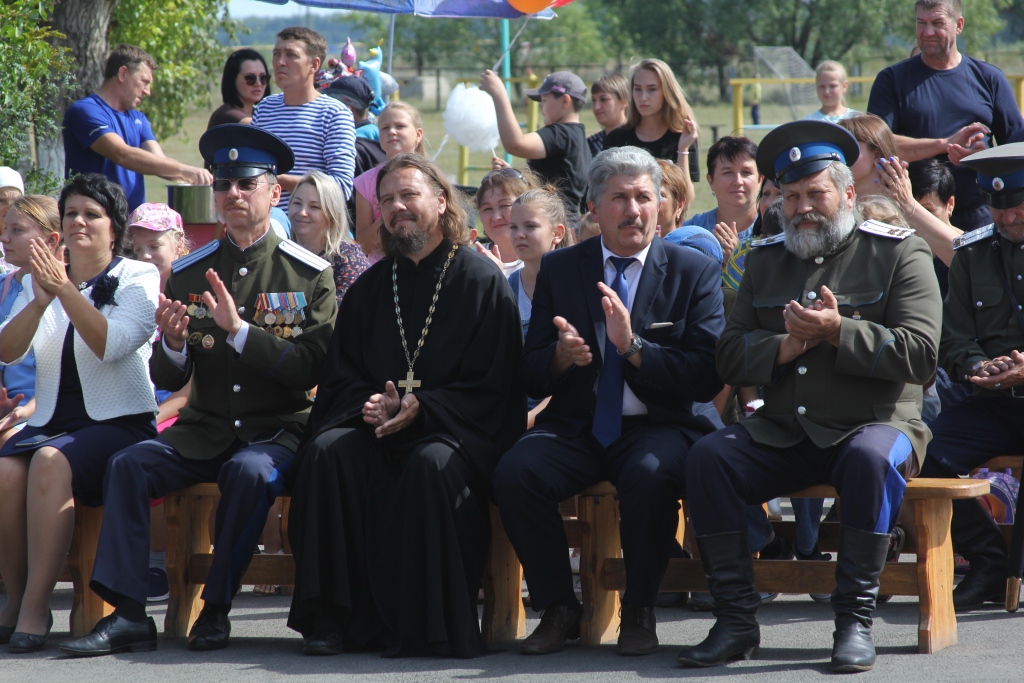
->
[[492, 145, 726, 656], [912, 142, 1024, 612], [678, 121, 942, 673], [284, 153, 524, 658]]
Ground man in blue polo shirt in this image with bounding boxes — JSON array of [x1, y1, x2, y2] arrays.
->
[[63, 44, 211, 210]]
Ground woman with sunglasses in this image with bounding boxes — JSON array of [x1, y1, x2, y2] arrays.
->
[[208, 49, 272, 129], [0, 173, 160, 653]]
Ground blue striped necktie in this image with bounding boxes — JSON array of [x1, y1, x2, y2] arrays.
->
[[592, 256, 635, 447]]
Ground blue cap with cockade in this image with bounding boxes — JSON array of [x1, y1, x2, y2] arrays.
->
[[755, 120, 860, 185], [961, 142, 1024, 210], [199, 124, 295, 179]]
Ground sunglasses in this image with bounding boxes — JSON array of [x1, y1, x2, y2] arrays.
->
[[482, 168, 525, 184], [243, 73, 270, 86], [212, 177, 265, 193]]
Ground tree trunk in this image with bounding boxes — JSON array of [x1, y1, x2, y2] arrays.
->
[[37, 0, 120, 178], [718, 63, 731, 103]]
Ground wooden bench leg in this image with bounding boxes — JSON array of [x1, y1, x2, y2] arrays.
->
[[481, 505, 526, 645], [165, 492, 214, 639], [579, 490, 620, 645], [913, 498, 957, 653], [68, 505, 113, 637]]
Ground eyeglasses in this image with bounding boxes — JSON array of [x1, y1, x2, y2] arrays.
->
[[243, 73, 270, 86], [482, 168, 525, 184], [212, 177, 265, 193]]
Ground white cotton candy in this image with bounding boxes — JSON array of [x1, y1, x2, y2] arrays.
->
[[442, 83, 500, 153]]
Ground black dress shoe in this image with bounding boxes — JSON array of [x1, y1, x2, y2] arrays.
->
[[617, 605, 658, 656], [520, 602, 582, 655], [188, 607, 231, 651], [303, 630, 345, 656], [60, 615, 157, 657], [8, 610, 53, 654]]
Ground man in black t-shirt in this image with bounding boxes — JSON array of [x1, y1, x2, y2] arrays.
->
[[481, 69, 592, 217]]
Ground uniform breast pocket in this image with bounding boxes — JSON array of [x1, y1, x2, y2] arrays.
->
[[833, 288, 884, 321], [751, 293, 791, 332], [642, 321, 682, 344], [970, 285, 1011, 328]]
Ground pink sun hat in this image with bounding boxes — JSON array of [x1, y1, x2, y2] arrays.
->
[[128, 203, 184, 234]]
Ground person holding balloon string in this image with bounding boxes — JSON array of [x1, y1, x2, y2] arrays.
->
[[480, 69, 592, 225], [352, 101, 426, 262]]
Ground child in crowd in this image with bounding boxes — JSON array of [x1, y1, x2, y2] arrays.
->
[[806, 60, 858, 123], [588, 73, 630, 157], [126, 202, 192, 603], [0, 167, 25, 229], [507, 187, 575, 427], [474, 167, 539, 276], [353, 101, 425, 261], [480, 68, 592, 221]]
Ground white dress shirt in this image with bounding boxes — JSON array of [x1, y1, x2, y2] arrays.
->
[[599, 239, 651, 416]]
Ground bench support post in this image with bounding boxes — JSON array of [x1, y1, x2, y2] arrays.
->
[[165, 490, 215, 639], [68, 505, 112, 637], [579, 489, 620, 645], [481, 505, 526, 644], [913, 497, 957, 653]]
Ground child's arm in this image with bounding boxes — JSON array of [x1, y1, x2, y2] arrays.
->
[[480, 69, 547, 160]]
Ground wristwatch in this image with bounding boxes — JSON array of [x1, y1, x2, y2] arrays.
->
[[618, 333, 643, 359]]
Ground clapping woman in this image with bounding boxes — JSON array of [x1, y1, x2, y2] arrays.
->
[[0, 173, 160, 653]]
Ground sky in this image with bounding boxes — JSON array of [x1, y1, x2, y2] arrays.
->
[[228, 0, 339, 17]]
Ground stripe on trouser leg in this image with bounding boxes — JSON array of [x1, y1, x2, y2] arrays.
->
[[875, 432, 912, 534]]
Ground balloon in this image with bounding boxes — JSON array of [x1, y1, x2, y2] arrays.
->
[[509, 0, 554, 13], [341, 37, 357, 69], [359, 45, 387, 115], [442, 84, 500, 153]]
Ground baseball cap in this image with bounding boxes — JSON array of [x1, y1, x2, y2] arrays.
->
[[0, 167, 24, 193], [128, 203, 184, 234], [526, 71, 588, 104], [326, 76, 374, 110]]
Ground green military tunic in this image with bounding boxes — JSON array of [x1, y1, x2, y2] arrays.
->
[[151, 228, 337, 460], [942, 225, 1024, 394], [716, 223, 943, 472]]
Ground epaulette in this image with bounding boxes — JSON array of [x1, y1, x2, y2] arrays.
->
[[750, 233, 786, 248], [858, 219, 915, 240], [171, 239, 220, 273], [279, 239, 331, 271], [952, 224, 995, 250]]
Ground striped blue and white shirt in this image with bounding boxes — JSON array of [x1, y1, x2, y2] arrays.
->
[[252, 93, 356, 204]]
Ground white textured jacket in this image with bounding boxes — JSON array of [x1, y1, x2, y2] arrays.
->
[[0, 258, 161, 426]]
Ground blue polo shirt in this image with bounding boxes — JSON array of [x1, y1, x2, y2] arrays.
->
[[63, 94, 156, 210]]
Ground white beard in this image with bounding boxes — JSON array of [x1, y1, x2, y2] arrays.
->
[[784, 202, 856, 260]]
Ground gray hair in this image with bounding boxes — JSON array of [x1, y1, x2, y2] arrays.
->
[[587, 146, 662, 207], [915, 0, 961, 19]]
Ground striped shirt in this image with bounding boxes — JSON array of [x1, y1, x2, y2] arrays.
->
[[252, 93, 356, 205]]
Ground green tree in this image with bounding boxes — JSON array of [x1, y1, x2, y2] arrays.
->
[[516, 3, 606, 70]]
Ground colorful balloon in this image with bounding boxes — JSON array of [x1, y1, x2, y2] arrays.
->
[[509, 0, 554, 13], [341, 37, 357, 69]]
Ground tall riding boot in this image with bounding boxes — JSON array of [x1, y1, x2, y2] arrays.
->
[[677, 532, 761, 668], [950, 498, 1007, 611], [830, 525, 890, 673]]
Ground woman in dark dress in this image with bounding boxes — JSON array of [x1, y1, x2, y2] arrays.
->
[[0, 174, 160, 653], [207, 48, 271, 129], [604, 58, 701, 181]]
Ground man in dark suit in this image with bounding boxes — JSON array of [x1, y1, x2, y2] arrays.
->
[[492, 145, 726, 657]]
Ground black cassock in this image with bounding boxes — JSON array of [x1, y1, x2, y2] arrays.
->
[[287, 239, 525, 658]]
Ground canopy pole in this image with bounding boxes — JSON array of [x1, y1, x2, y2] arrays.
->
[[501, 19, 512, 164], [387, 14, 396, 74]]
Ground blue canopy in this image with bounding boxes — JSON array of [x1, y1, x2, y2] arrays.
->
[[253, 0, 554, 19]]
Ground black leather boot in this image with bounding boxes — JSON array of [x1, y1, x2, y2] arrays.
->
[[950, 498, 1007, 611], [830, 525, 889, 673], [677, 532, 760, 668]]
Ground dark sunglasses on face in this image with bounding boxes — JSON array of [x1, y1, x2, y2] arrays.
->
[[212, 177, 264, 193], [243, 73, 270, 86]]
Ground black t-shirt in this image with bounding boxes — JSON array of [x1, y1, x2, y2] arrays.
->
[[528, 122, 592, 212], [207, 103, 247, 130], [604, 125, 701, 182]]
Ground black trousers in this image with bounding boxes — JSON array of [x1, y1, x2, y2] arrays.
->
[[492, 419, 693, 611], [687, 424, 910, 538], [91, 436, 292, 608]]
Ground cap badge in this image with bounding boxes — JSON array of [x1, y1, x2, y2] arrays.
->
[[789, 147, 802, 162], [993, 177, 1005, 191], [228, 148, 239, 161]]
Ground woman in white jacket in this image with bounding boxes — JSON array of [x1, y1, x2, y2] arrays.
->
[[0, 174, 160, 653]]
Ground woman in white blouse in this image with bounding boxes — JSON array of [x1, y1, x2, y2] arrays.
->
[[0, 173, 160, 653]]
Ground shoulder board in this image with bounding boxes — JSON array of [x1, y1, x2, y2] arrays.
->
[[279, 239, 331, 271], [858, 219, 915, 240], [953, 224, 995, 250], [750, 233, 786, 248], [171, 240, 220, 273]]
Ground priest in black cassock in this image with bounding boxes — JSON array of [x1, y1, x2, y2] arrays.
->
[[286, 152, 526, 658]]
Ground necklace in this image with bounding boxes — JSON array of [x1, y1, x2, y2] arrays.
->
[[392, 243, 458, 394]]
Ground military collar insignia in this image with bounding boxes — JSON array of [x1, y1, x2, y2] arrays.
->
[[858, 219, 915, 240], [750, 233, 786, 248], [171, 239, 220, 273], [952, 224, 996, 250]]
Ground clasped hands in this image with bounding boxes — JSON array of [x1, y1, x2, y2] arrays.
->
[[27, 239, 68, 309], [777, 286, 843, 365], [553, 281, 635, 371], [970, 350, 1024, 391], [155, 269, 244, 352], [363, 381, 420, 438]]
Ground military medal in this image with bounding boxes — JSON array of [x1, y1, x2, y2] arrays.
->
[[291, 326, 302, 337], [187, 294, 203, 317], [283, 326, 292, 338], [202, 334, 215, 349], [284, 311, 295, 324], [187, 331, 203, 347], [195, 306, 207, 319]]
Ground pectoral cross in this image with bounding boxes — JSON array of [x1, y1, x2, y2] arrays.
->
[[398, 369, 421, 395]]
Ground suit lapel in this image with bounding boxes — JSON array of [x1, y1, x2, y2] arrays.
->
[[579, 238, 607, 364], [630, 238, 667, 332]]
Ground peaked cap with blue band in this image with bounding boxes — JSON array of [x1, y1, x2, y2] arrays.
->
[[960, 142, 1024, 210], [755, 120, 860, 185], [199, 124, 294, 178]]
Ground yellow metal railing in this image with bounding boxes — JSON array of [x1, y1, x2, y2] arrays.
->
[[455, 73, 540, 185]]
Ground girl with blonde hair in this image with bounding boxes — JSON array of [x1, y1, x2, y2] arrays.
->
[[806, 60, 859, 123]]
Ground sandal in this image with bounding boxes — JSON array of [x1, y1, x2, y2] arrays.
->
[[253, 584, 282, 596]]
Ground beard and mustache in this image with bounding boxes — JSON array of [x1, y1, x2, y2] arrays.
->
[[784, 200, 856, 260], [381, 211, 433, 257]]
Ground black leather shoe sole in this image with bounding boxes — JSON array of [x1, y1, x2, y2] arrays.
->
[[832, 660, 875, 673], [61, 636, 157, 657], [303, 632, 345, 656], [188, 634, 230, 651], [677, 645, 758, 667], [617, 639, 659, 656], [8, 632, 47, 654]]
